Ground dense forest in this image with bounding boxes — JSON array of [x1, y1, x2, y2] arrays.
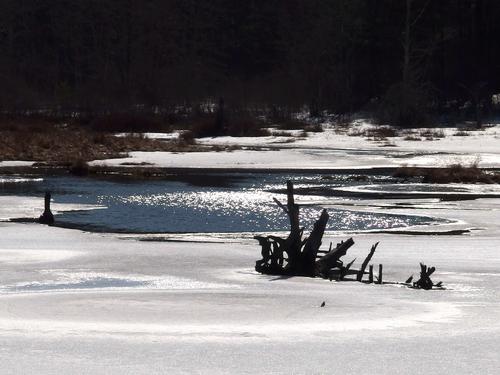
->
[[1, 0, 500, 127]]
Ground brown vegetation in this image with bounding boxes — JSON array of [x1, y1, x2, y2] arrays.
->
[[185, 112, 271, 138], [89, 112, 170, 133], [349, 126, 398, 140], [304, 123, 324, 132], [418, 129, 445, 140], [393, 164, 500, 184], [0, 120, 220, 166], [275, 118, 310, 131], [402, 134, 422, 141]]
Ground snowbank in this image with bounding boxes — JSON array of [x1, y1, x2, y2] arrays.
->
[[94, 123, 500, 170]]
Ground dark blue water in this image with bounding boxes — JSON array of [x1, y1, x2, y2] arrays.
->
[[0, 173, 440, 233]]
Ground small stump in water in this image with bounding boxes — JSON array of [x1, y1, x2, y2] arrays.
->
[[38, 191, 55, 225]]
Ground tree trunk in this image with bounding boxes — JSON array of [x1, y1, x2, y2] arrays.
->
[[274, 181, 303, 273], [299, 209, 329, 276]]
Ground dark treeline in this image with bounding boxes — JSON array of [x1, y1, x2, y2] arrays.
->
[[1, 0, 499, 126]]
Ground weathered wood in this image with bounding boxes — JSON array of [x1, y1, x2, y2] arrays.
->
[[38, 191, 54, 225], [285, 180, 299, 232], [315, 238, 355, 277], [339, 258, 357, 280], [376, 264, 383, 284], [357, 242, 379, 282], [299, 209, 329, 276], [414, 263, 435, 289], [368, 265, 374, 283], [276, 181, 303, 272], [255, 182, 361, 281]]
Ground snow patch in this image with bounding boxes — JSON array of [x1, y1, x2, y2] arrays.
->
[[2, 271, 238, 294]]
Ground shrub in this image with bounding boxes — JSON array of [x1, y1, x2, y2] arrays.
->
[[90, 112, 167, 133], [403, 134, 422, 141], [304, 123, 323, 132], [377, 83, 432, 127], [348, 125, 398, 140], [69, 159, 89, 176], [225, 112, 270, 137], [178, 130, 196, 145], [187, 111, 270, 138], [276, 118, 309, 130], [418, 129, 445, 140]]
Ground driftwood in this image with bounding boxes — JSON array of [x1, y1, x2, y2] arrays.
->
[[254, 181, 333, 277], [413, 263, 440, 289], [339, 257, 357, 281], [255, 181, 378, 281], [315, 238, 355, 277], [401, 263, 443, 289], [254, 182, 445, 292]]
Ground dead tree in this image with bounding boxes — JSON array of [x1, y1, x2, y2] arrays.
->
[[255, 181, 332, 276], [272, 180, 304, 273], [255, 181, 360, 278]]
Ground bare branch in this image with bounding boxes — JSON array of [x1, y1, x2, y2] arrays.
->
[[273, 197, 289, 215]]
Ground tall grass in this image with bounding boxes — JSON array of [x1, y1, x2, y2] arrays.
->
[[0, 123, 200, 165]]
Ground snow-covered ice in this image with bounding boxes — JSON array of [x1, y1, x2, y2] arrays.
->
[[0, 160, 35, 167], [0, 195, 105, 221], [0, 189, 499, 374], [91, 123, 500, 170]]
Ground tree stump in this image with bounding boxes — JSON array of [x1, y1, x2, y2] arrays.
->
[[414, 263, 438, 289], [38, 192, 55, 225], [255, 181, 357, 278]]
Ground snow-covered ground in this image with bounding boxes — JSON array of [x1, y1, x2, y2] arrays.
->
[[0, 160, 35, 167], [91, 122, 500, 169], [1, 192, 499, 374]]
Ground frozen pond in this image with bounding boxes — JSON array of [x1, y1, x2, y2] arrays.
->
[[0, 173, 442, 233]]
